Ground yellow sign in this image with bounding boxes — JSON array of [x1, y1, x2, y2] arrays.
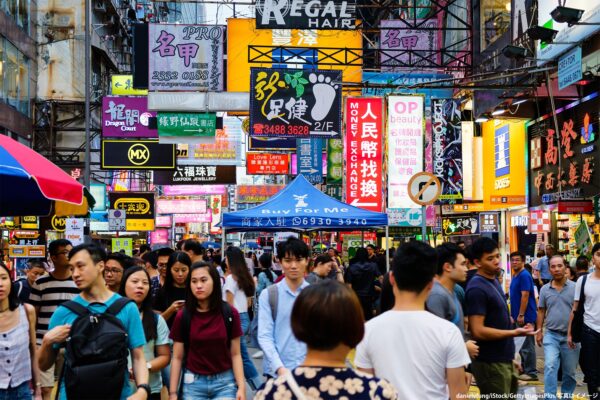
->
[[114, 198, 151, 215], [127, 143, 150, 165], [227, 19, 362, 93], [21, 216, 39, 229], [453, 203, 485, 212], [9, 245, 46, 258], [482, 119, 528, 210], [176, 144, 189, 158], [111, 238, 133, 256], [51, 215, 67, 232], [111, 75, 148, 96], [126, 219, 155, 231]]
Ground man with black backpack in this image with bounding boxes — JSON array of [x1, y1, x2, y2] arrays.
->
[[38, 243, 150, 400]]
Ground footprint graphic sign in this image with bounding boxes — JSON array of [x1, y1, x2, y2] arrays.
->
[[250, 68, 342, 138]]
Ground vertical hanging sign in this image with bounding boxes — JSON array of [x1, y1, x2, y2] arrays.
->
[[296, 139, 323, 184], [432, 98, 463, 202], [344, 97, 384, 212]]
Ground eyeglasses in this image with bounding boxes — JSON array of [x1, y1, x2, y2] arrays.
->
[[105, 268, 123, 274], [157, 263, 167, 270]]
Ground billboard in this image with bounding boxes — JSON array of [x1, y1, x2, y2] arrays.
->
[[246, 153, 290, 175], [236, 185, 285, 203], [148, 24, 225, 91], [101, 140, 176, 169], [380, 19, 441, 70], [108, 192, 155, 231], [153, 165, 237, 185], [102, 97, 156, 138], [156, 199, 207, 214], [432, 99, 463, 202], [250, 68, 342, 138], [387, 95, 425, 209], [345, 97, 384, 212], [255, 0, 356, 29], [296, 139, 323, 184]]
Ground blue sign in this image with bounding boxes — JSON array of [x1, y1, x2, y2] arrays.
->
[[494, 125, 510, 177], [361, 72, 453, 107], [558, 46, 582, 90], [296, 138, 323, 184], [272, 48, 317, 69]]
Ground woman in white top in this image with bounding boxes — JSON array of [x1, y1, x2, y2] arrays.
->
[[224, 247, 262, 390], [0, 263, 42, 400]]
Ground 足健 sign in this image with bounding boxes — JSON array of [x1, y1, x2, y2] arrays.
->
[[479, 212, 500, 233], [101, 140, 176, 169]]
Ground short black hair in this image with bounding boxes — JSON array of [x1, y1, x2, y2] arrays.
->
[[27, 259, 47, 270], [366, 244, 376, 250], [142, 251, 157, 268], [68, 243, 107, 264], [391, 241, 437, 294], [156, 247, 175, 258], [276, 237, 309, 260], [314, 254, 334, 267], [106, 252, 129, 269], [463, 245, 474, 263], [182, 239, 204, 256], [139, 244, 151, 253], [436, 242, 464, 275], [470, 237, 498, 261], [509, 251, 526, 261], [592, 243, 600, 255], [48, 239, 72, 256], [576, 255, 589, 271]]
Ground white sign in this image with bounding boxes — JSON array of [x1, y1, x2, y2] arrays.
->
[[108, 209, 126, 231], [537, 0, 600, 62], [558, 46, 582, 90], [387, 96, 424, 209], [65, 218, 85, 246], [148, 24, 225, 91], [407, 172, 441, 206]]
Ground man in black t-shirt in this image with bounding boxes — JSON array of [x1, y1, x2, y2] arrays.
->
[[465, 238, 536, 396]]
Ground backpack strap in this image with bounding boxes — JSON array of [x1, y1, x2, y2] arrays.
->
[[268, 284, 278, 321], [221, 301, 233, 347], [60, 300, 90, 317], [180, 308, 192, 352], [105, 297, 132, 316], [579, 274, 588, 310]]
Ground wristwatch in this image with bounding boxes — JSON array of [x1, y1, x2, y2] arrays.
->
[[146, 362, 152, 370], [137, 383, 151, 397]]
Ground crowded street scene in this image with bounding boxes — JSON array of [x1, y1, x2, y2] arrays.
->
[[1, 0, 600, 399]]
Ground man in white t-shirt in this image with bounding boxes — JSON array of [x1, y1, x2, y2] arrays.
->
[[355, 241, 470, 400]]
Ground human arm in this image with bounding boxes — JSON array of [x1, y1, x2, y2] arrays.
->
[[465, 340, 479, 359], [447, 367, 468, 400], [226, 291, 235, 308], [257, 289, 286, 376], [169, 342, 184, 400], [517, 290, 530, 326], [160, 300, 184, 322], [230, 337, 246, 400], [38, 324, 70, 371], [567, 300, 578, 349], [536, 308, 546, 347], [468, 315, 534, 340], [25, 305, 42, 400], [149, 315, 171, 372], [128, 347, 149, 400]]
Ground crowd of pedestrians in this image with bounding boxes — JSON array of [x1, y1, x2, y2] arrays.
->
[[1, 235, 600, 399]]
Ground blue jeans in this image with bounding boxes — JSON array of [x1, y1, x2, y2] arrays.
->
[[239, 312, 262, 390], [520, 334, 538, 376], [544, 330, 580, 399], [0, 381, 31, 400], [182, 369, 237, 400]]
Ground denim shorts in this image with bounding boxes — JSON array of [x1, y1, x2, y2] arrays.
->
[[182, 369, 237, 400], [0, 381, 32, 400]]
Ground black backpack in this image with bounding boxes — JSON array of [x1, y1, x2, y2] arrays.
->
[[58, 298, 132, 400]]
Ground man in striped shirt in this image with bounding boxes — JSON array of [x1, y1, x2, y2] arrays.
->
[[29, 239, 79, 400]]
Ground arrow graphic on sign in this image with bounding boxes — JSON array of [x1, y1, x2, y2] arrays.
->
[[350, 199, 378, 207]]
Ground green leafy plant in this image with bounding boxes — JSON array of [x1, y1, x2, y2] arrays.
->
[[284, 71, 309, 98]]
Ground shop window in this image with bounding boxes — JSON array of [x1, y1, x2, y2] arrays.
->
[[17, 54, 28, 115], [2, 0, 29, 34], [4, 40, 19, 109], [481, 0, 511, 49], [0, 39, 4, 101]]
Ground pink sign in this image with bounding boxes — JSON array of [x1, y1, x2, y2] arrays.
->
[[102, 96, 157, 138], [380, 20, 441, 71], [173, 213, 212, 223], [156, 199, 207, 214], [163, 185, 227, 196], [150, 229, 169, 244], [155, 215, 172, 227]]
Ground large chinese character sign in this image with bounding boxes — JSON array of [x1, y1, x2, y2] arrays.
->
[[345, 97, 383, 211], [148, 24, 224, 91], [431, 99, 462, 202], [250, 68, 342, 138]]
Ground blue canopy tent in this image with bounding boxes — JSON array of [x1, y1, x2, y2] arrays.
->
[[220, 175, 390, 268]]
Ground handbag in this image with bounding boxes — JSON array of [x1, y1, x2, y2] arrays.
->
[[571, 274, 588, 343]]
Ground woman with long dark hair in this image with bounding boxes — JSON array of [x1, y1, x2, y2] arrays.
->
[[0, 263, 42, 400], [224, 247, 262, 390], [169, 262, 245, 400], [153, 251, 191, 327], [119, 266, 170, 400]]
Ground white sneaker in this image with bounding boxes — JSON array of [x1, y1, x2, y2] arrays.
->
[[252, 350, 264, 359]]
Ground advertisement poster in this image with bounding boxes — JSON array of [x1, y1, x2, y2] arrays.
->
[[102, 97, 156, 138], [345, 97, 384, 212], [327, 139, 343, 184], [65, 218, 85, 246], [249, 68, 342, 138], [255, 0, 356, 29], [246, 153, 290, 175], [177, 117, 244, 166], [387, 95, 425, 209], [380, 19, 441, 70], [156, 199, 207, 214], [162, 185, 227, 196], [432, 99, 463, 202], [148, 24, 225, 91], [150, 229, 169, 245]]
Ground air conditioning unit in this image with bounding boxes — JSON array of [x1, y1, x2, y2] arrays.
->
[[94, 0, 107, 13]]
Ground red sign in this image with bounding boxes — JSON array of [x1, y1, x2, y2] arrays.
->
[[557, 200, 594, 214], [246, 153, 290, 175], [344, 97, 384, 212]]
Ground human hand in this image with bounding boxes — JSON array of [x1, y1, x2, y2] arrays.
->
[[236, 388, 246, 400], [169, 300, 185, 312], [514, 324, 538, 337], [567, 335, 576, 349], [43, 324, 70, 345], [276, 367, 289, 377], [517, 315, 525, 326], [466, 340, 479, 358], [126, 389, 147, 400]]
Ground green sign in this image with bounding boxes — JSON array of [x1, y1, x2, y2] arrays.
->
[[327, 139, 343, 184], [157, 112, 217, 137], [324, 184, 343, 200], [112, 238, 133, 256], [574, 221, 593, 256]]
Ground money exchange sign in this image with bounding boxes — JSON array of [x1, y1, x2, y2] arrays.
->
[[250, 68, 342, 138], [345, 97, 383, 211], [148, 24, 224, 91]]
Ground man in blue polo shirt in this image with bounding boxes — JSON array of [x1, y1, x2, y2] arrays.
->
[[39, 244, 149, 400], [534, 244, 555, 286], [509, 251, 538, 381], [466, 238, 536, 396]]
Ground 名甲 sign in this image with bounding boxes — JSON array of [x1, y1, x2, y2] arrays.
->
[[296, 139, 323, 184], [148, 24, 225, 91], [407, 172, 441, 206], [250, 68, 342, 138], [101, 140, 176, 169], [102, 97, 156, 138], [255, 0, 356, 30], [246, 153, 290, 175], [345, 97, 384, 211]]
